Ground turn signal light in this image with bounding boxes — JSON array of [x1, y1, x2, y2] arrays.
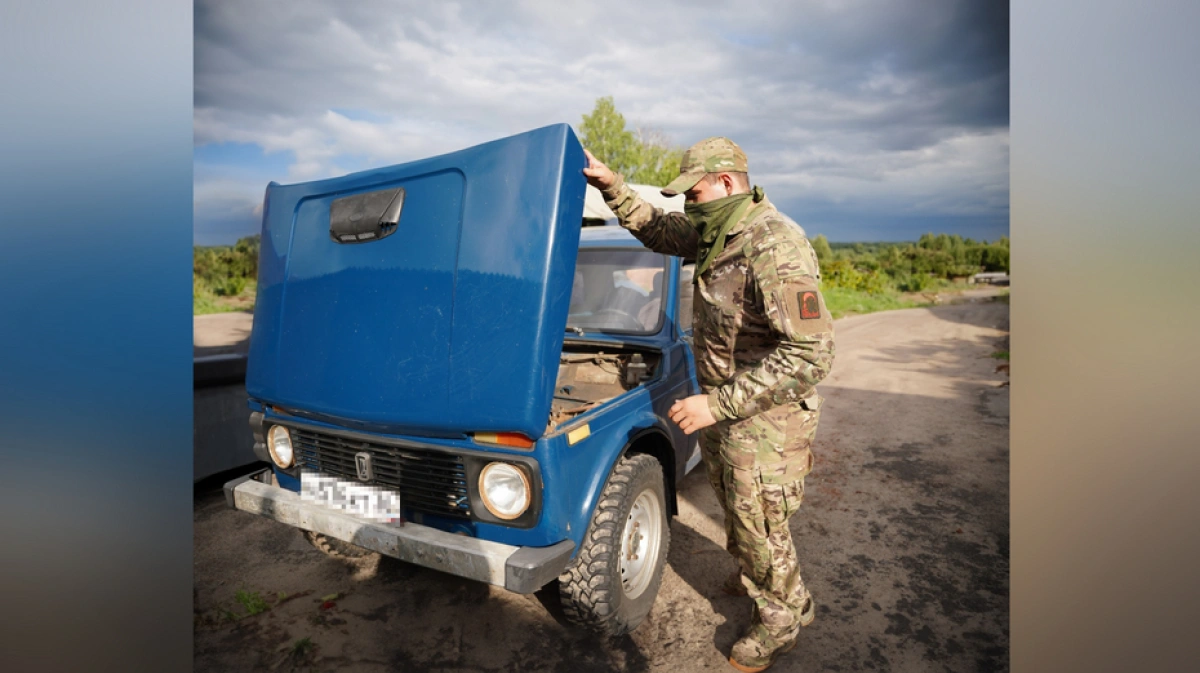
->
[[472, 432, 535, 449]]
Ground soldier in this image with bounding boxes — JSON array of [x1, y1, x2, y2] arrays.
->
[[583, 137, 835, 673]]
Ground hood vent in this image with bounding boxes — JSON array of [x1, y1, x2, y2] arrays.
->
[[329, 187, 405, 243]]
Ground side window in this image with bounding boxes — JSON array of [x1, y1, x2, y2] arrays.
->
[[678, 263, 695, 332]]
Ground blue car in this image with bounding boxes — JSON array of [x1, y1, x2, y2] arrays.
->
[[225, 123, 701, 635]]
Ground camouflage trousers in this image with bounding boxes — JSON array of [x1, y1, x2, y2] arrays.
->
[[699, 398, 820, 638]]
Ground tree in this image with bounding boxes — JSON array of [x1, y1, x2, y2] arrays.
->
[[811, 234, 833, 265], [631, 127, 683, 187], [579, 97, 682, 187]]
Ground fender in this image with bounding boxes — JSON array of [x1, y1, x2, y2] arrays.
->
[[556, 393, 679, 554]]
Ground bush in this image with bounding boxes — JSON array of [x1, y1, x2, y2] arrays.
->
[[194, 235, 259, 311], [949, 264, 981, 279], [808, 231, 1007, 314], [194, 276, 221, 314], [215, 276, 247, 297], [896, 272, 932, 292], [859, 269, 890, 294], [821, 258, 890, 295], [980, 245, 1009, 273], [823, 259, 864, 291], [810, 234, 833, 265]]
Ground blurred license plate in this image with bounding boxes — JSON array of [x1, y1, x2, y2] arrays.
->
[[300, 472, 402, 523]]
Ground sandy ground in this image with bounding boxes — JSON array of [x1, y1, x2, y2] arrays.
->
[[195, 311, 254, 358], [194, 298, 1009, 672]]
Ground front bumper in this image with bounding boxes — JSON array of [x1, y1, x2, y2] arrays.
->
[[224, 469, 574, 594]]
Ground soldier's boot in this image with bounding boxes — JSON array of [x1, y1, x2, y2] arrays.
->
[[728, 623, 800, 673]]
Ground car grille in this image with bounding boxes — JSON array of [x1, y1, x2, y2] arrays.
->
[[291, 427, 472, 518]]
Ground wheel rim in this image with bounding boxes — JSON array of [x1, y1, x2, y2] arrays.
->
[[620, 487, 663, 599]]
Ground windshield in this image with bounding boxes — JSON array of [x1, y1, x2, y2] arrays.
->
[[567, 249, 667, 335]]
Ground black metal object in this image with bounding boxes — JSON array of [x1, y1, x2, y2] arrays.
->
[[329, 186, 405, 243], [223, 467, 269, 509], [290, 426, 474, 519]]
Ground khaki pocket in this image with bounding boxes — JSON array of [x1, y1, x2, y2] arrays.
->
[[693, 302, 741, 386], [761, 476, 805, 533], [722, 462, 767, 538]]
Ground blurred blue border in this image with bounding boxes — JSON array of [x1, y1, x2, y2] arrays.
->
[[0, 1, 192, 669]]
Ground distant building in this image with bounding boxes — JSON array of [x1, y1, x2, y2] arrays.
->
[[971, 272, 1010, 286]]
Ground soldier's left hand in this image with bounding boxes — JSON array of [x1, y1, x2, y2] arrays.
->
[[669, 395, 717, 434]]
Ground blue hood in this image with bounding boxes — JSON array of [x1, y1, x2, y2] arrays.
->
[[246, 124, 587, 439]]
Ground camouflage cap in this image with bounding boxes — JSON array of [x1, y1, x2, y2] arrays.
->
[[661, 136, 749, 197]]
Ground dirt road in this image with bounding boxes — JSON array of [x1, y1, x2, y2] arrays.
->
[[194, 299, 1009, 672], [194, 311, 254, 358]]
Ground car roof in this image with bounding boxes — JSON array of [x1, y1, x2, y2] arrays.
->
[[578, 224, 645, 248]]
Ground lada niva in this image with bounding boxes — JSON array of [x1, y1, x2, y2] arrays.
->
[[224, 123, 701, 634]]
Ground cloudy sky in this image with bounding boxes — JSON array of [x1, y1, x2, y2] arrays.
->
[[194, 0, 1009, 245]]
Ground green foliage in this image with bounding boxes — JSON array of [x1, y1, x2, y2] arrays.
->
[[822, 259, 863, 291], [980, 244, 1009, 272], [195, 234, 259, 314], [632, 131, 684, 187], [291, 637, 315, 657], [579, 96, 639, 175], [215, 276, 247, 297], [194, 235, 259, 288], [815, 231, 1008, 302], [235, 589, 269, 617], [579, 96, 683, 187], [811, 234, 833, 265], [827, 233, 1009, 277], [193, 276, 222, 315], [821, 259, 889, 294], [895, 272, 932, 292]]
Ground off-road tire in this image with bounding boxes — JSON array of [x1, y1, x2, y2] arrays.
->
[[303, 530, 378, 560], [559, 453, 669, 636]]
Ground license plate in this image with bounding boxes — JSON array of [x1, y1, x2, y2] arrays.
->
[[300, 471, 402, 523]]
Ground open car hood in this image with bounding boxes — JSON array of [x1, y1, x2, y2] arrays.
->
[[246, 124, 587, 439]]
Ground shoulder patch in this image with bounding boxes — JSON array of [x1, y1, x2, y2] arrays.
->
[[799, 290, 821, 319]]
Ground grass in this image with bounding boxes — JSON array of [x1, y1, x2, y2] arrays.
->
[[824, 278, 1010, 320], [234, 589, 269, 617], [822, 286, 926, 319], [991, 350, 1010, 360], [291, 637, 315, 657]]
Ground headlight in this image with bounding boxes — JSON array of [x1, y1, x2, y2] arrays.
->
[[479, 462, 531, 520], [267, 425, 294, 468]]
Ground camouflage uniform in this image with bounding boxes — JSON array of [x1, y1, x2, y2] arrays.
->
[[600, 138, 834, 668]]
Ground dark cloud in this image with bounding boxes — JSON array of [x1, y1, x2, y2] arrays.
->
[[194, 0, 1008, 244]]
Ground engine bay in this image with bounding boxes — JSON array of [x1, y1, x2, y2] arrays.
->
[[547, 344, 662, 430]]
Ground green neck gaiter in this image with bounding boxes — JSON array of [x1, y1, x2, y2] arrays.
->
[[685, 185, 766, 275]]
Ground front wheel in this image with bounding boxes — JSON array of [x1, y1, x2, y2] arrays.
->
[[559, 453, 670, 635]]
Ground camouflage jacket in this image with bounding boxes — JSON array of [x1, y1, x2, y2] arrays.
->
[[601, 175, 835, 422]]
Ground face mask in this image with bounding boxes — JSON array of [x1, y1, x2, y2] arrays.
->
[[684, 186, 765, 274], [684, 193, 751, 237]]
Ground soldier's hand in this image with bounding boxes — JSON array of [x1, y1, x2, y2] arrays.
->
[[669, 394, 717, 435], [582, 149, 617, 190]]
